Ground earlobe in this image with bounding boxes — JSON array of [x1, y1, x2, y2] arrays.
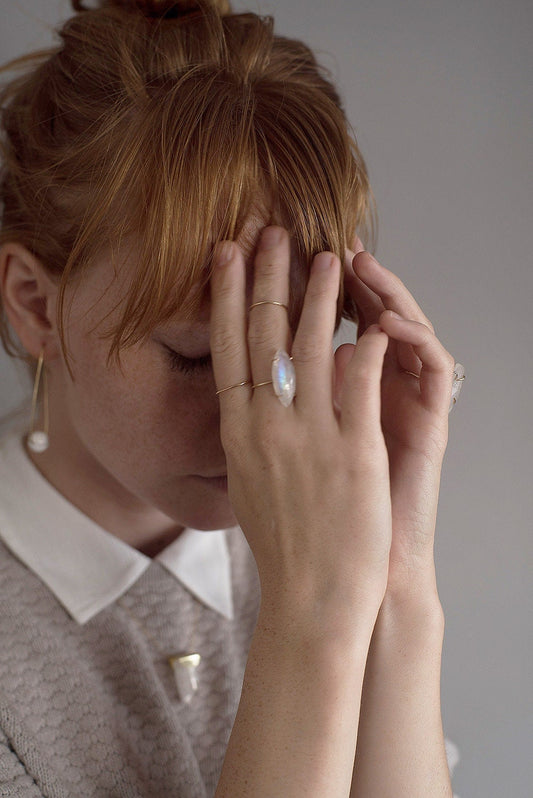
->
[[0, 242, 60, 360]]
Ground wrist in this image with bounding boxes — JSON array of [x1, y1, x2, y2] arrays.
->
[[258, 585, 380, 653], [376, 587, 445, 645], [383, 555, 442, 608]]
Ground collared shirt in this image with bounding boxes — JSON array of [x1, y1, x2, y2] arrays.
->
[[0, 413, 461, 797], [0, 417, 234, 624]]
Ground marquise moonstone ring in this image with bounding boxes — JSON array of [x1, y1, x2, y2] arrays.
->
[[271, 349, 296, 407], [251, 350, 296, 406]]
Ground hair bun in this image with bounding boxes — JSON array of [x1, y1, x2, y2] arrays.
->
[[72, 0, 232, 19]]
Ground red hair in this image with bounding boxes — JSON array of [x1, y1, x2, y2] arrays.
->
[[0, 0, 376, 365]]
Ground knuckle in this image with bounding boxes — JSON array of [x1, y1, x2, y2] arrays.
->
[[353, 363, 375, 387], [291, 334, 326, 364], [210, 326, 239, 358], [306, 279, 333, 306], [247, 319, 279, 351], [213, 274, 236, 303], [255, 257, 281, 279], [417, 320, 433, 340], [434, 340, 454, 372]]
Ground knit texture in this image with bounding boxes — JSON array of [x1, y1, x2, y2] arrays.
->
[[0, 527, 260, 797]]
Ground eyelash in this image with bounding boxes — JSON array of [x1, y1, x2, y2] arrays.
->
[[164, 346, 212, 375]]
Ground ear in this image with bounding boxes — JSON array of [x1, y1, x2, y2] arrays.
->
[[0, 242, 61, 361]]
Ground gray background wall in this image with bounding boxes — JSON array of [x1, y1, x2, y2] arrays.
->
[[1, 1, 531, 796]]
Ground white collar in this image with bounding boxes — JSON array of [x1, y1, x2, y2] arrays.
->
[[0, 420, 234, 625]]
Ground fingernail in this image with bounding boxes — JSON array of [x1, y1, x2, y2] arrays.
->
[[314, 252, 336, 271], [215, 242, 234, 266], [259, 226, 283, 249], [351, 249, 369, 270], [388, 310, 403, 320]]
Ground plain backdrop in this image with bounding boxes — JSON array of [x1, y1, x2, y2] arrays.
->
[[1, 1, 532, 796]]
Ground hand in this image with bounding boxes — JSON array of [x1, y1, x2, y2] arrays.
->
[[339, 239, 456, 600], [210, 226, 393, 628]]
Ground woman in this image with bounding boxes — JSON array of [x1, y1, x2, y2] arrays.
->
[[0, 0, 463, 795]]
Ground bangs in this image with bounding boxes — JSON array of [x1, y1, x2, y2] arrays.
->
[[1, 5, 376, 368], [71, 70, 374, 363]]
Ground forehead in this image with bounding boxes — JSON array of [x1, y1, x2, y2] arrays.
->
[[63, 194, 286, 365], [144, 204, 272, 336], [94, 200, 268, 293]]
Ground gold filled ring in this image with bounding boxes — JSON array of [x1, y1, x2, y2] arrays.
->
[[402, 369, 466, 381], [252, 380, 274, 389], [215, 380, 252, 396], [248, 300, 289, 312]]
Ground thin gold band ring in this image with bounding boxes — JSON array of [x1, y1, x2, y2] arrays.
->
[[252, 380, 274, 389], [402, 369, 466, 381], [215, 380, 252, 396], [248, 300, 288, 312]]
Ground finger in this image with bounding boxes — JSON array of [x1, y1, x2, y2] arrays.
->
[[291, 251, 341, 413], [343, 248, 408, 374], [340, 324, 389, 437], [350, 234, 366, 255], [247, 226, 292, 393], [210, 242, 251, 413], [343, 247, 385, 337], [352, 250, 435, 333], [351, 250, 432, 373], [333, 342, 355, 414], [379, 310, 455, 415]]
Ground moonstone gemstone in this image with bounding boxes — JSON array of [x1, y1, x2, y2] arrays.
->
[[449, 363, 465, 413], [168, 653, 201, 704], [27, 431, 49, 453], [272, 349, 296, 407]]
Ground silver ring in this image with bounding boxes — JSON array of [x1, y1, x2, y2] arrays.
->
[[402, 363, 465, 413]]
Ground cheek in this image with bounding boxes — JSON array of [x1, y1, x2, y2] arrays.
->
[[65, 347, 219, 467]]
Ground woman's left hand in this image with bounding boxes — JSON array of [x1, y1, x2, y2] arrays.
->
[[336, 240, 456, 602]]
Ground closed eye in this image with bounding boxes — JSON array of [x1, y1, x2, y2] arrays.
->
[[164, 345, 212, 375]]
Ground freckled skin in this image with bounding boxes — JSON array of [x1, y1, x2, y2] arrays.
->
[[31, 250, 239, 552], [22, 207, 293, 552]]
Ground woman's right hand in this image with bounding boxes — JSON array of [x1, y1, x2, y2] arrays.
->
[[210, 226, 392, 630]]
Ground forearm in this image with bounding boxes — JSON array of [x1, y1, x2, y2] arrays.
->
[[350, 587, 453, 798], [215, 599, 377, 798]]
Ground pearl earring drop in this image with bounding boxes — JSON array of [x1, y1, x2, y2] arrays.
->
[[27, 350, 49, 453]]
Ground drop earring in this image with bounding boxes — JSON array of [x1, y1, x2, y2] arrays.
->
[[27, 350, 49, 453]]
